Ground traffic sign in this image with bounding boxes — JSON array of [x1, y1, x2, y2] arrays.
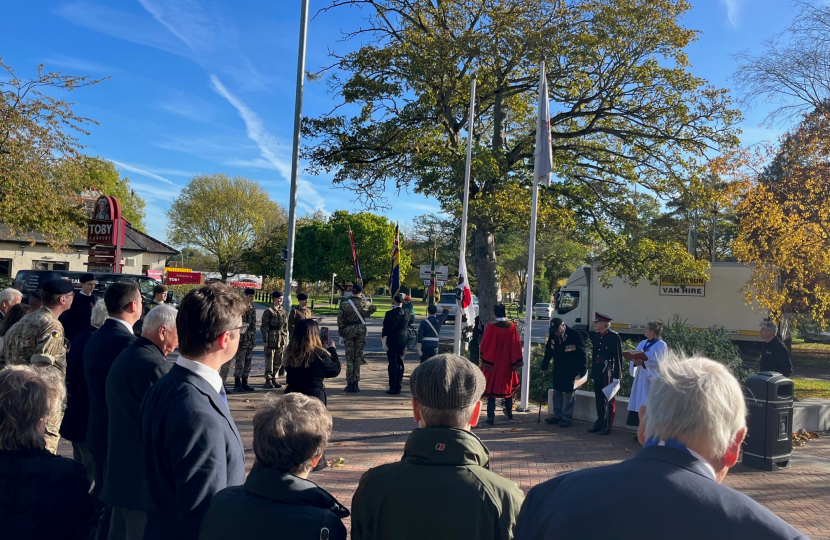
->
[[87, 264, 121, 273], [437, 280, 446, 287], [419, 265, 448, 280], [89, 246, 117, 256], [87, 255, 116, 264], [423, 279, 431, 286]]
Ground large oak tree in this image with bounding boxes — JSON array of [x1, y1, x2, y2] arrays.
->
[[304, 0, 740, 321]]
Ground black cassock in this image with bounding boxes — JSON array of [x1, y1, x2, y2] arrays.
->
[[589, 330, 623, 433]]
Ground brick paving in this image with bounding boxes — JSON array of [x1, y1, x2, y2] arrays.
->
[[57, 312, 830, 538]]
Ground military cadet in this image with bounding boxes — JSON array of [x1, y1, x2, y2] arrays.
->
[[134, 284, 168, 335], [221, 288, 258, 393], [337, 283, 377, 393], [261, 290, 289, 389], [1, 279, 75, 453], [588, 312, 623, 435], [288, 292, 313, 335]]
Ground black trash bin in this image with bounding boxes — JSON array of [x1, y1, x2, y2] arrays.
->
[[742, 371, 793, 471]]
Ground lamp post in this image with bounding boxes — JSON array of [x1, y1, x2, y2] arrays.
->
[[330, 273, 337, 314]]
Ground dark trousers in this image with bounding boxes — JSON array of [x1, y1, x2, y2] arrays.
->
[[593, 380, 616, 432], [421, 346, 438, 363], [386, 344, 405, 392], [486, 397, 513, 419], [92, 457, 111, 540]]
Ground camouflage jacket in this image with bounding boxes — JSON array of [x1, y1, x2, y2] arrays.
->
[[1, 306, 68, 373], [337, 295, 377, 334], [241, 304, 257, 349], [261, 305, 288, 348], [287, 305, 313, 335]]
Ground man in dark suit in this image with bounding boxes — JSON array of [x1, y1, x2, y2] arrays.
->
[[381, 294, 410, 395], [514, 355, 808, 540], [541, 317, 587, 428], [760, 321, 793, 377], [60, 273, 98, 342], [102, 304, 178, 540], [139, 284, 247, 540], [83, 282, 141, 513]]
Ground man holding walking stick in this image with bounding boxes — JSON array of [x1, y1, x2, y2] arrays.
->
[[541, 318, 588, 428]]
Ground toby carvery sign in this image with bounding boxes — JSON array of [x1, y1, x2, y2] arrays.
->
[[658, 276, 706, 297], [87, 195, 125, 245]]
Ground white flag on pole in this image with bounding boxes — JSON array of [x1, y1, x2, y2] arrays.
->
[[457, 256, 476, 328], [534, 62, 553, 187]]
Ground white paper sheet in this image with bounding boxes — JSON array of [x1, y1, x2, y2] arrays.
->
[[602, 379, 621, 401], [573, 373, 588, 390]]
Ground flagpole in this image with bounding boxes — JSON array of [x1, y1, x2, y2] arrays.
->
[[520, 59, 551, 411], [454, 77, 477, 355]]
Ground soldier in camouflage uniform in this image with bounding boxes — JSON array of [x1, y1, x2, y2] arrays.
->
[[226, 288, 258, 393], [337, 283, 377, 392], [261, 290, 288, 389], [1, 279, 75, 454], [288, 291, 313, 335]]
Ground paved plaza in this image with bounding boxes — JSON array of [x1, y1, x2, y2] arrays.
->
[[56, 310, 830, 538]]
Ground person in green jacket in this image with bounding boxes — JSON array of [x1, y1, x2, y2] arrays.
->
[[350, 353, 525, 540]]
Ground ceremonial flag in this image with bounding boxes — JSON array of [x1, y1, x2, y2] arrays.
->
[[388, 223, 401, 297], [457, 256, 476, 326], [349, 229, 363, 281], [534, 62, 552, 187]]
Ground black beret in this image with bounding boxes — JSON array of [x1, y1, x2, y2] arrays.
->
[[79, 273, 96, 283], [297, 292, 309, 300], [352, 283, 363, 293], [244, 288, 256, 296], [43, 279, 74, 295], [272, 290, 283, 298]]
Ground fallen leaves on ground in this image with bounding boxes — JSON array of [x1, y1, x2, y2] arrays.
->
[[327, 457, 346, 468], [792, 428, 821, 447]]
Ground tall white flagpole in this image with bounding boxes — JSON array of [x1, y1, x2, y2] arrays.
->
[[454, 77, 477, 355], [519, 60, 552, 410]]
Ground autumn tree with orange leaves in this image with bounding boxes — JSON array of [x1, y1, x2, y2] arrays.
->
[[733, 111, 830, 323]]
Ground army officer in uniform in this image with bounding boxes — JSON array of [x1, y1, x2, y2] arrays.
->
[[1, 279, 75, 453], [541, 317, 588, 428], [588, 313, 623, 435]]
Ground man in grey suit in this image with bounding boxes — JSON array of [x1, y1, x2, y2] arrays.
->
[[139, 284, 247, 540], [515, 354, 808, 540], [102, 304, 178, 540]]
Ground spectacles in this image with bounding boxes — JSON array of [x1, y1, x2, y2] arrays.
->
[[229, 324, 248, 335]]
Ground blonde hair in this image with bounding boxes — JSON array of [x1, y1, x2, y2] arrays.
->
[[0, 366, 66, 450]]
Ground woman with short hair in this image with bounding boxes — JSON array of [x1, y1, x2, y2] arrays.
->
[[627, 321, 668, 433], [200, 393, 348, 540], [0, 365, 95, 539]]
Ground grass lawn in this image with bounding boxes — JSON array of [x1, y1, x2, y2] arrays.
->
[[256, 294, 434, 317], [790, 340, 830, 370], [793, 378, 830, 400]]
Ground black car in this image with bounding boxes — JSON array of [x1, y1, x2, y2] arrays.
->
[[13, 270, 177, 306]]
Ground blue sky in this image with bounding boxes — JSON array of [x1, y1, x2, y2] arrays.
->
[[1, 0, 799, 242]]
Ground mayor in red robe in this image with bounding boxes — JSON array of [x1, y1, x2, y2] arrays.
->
[[480, 304, 523, 425]]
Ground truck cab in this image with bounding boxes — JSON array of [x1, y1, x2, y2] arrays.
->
[[554, 265, 591, 331]]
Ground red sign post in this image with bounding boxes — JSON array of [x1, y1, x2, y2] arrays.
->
[[87, 195, 126, 274]]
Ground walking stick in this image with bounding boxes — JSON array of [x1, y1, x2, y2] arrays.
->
[[537, 370, 546, 423]]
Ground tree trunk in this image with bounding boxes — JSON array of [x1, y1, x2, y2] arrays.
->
[[473, 225, 499, 324]]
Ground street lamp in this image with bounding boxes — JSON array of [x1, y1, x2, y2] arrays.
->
[[330, 273, 337, 314]]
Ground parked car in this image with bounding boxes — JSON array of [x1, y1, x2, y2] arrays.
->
[[804, 332, 830, 343], [532, 303, 554, 320], [435, 292, 479, 323], [13, 270, 170, 306]]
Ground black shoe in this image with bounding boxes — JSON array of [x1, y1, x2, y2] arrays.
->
[[263, 380, 274, 389], [545, 417, 562, 425], [485, 417, 494, 425], [502, 407, 513, 420], [600, 429, 611, 435], [588, 426, 602, 433], [353, 382, 360, 392], [233, 377, 243, 392], [345, 383, 355, 393], [273, 381, 283, 389], [385, 389, 399, 395], [241, 378, 256, 392], [560, 421, 573, 428]]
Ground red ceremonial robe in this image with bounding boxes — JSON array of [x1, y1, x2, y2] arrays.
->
[[480, 321, 524, 398]]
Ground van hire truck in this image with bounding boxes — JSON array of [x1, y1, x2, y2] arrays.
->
[[554, 262, 766, 347]]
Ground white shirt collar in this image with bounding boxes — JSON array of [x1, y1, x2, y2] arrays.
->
[[108, 316, 135, 334], [176, 356, 223, 394], [79, 290, 92, 296], [495, 317, 506, 322], [655, 440, 717, 481]]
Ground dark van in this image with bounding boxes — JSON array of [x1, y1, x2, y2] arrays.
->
[[13, 270, 176, 306]]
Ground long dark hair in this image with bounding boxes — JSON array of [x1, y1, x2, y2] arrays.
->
[[286, 318, 325, 368], [0, 304, 28, 337]]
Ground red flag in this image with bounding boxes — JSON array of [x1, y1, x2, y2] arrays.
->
[[349, 229, 363, 281]]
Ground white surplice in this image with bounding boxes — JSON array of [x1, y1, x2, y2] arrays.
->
[[627, 339, 668, 412]]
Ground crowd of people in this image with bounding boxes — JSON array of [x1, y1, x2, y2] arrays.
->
[[0, 279, 808, 540]]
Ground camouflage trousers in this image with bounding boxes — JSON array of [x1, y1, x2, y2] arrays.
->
[[220, 346, 254, 382], [264, 345, 286, 382], [343, 326, 367, 383], [45, 406, 65, 455]]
